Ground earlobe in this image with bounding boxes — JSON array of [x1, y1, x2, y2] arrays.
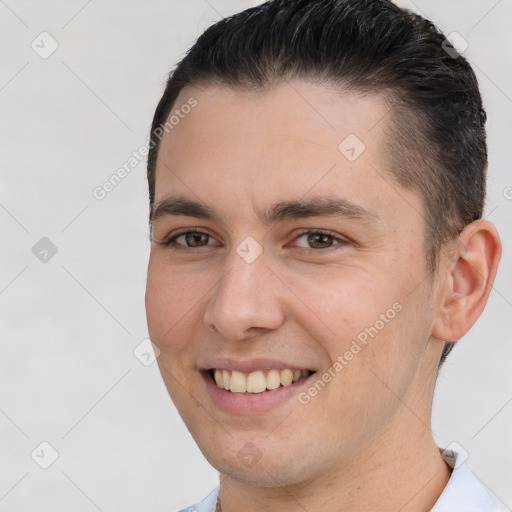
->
[[431, 220, 501, 342]]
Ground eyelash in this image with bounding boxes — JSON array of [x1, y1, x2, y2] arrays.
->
[[161, 228, 349, 252], [291, 229, 349, 251]]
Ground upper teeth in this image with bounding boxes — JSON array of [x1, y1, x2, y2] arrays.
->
[[213, 369, 309, 394]]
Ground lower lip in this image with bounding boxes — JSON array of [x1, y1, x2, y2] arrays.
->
[[202, 371, 313, 415]]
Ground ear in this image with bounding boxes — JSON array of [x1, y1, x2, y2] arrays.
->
[[432, 220, 501, 342]]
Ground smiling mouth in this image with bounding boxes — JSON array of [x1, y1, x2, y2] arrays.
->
[[208, 368, 313, 394]]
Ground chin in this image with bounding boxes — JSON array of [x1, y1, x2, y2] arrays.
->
[[213, 458, 305, 487], [197, 434, 320, 488]]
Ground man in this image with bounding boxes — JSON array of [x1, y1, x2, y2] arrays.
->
[[144, 0, 502, 510]]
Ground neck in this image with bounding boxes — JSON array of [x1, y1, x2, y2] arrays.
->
[[217, 415, 451, 512]]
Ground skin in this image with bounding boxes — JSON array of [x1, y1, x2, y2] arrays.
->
[[145, 80, 501, 512]]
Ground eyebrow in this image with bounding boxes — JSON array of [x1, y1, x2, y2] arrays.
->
[[151, 195, 378, 224]]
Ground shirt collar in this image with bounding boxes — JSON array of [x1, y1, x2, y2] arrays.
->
[[430, 449, 498, 511]]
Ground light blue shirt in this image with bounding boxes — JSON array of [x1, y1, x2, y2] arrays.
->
[[178, 451, 499, 512]]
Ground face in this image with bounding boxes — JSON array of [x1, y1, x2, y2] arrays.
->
[[145, 81, 444, 486]]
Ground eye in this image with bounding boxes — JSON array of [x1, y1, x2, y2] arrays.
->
[[165, 230, 220, 248], [293, 230, 347, 250]]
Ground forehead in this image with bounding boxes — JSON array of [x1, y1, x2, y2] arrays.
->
[[154, 80, 421, 226], [157, 81, 390, 165]]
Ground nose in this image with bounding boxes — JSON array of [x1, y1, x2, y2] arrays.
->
[[203, 251, 286, 341]]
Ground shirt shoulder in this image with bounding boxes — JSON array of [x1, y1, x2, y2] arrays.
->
[[177, 487, 219, 512]]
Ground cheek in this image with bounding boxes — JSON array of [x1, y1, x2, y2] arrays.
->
[[288, 265, 421, 388], [145, 256, 209, 349], [286, 265, 388, 346], [145, 257, 210, 406]]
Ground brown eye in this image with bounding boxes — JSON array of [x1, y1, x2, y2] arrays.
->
[[184, 232, 210, 247], [306, 233, 335, 249], [166, 230, 220, 248], [294, 230, 344, 250]]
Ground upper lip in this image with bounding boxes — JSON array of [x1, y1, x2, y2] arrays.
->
[[199, 357, 316, 373]]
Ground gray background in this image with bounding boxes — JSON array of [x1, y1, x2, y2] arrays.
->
[[1, 1, 510, 510]]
